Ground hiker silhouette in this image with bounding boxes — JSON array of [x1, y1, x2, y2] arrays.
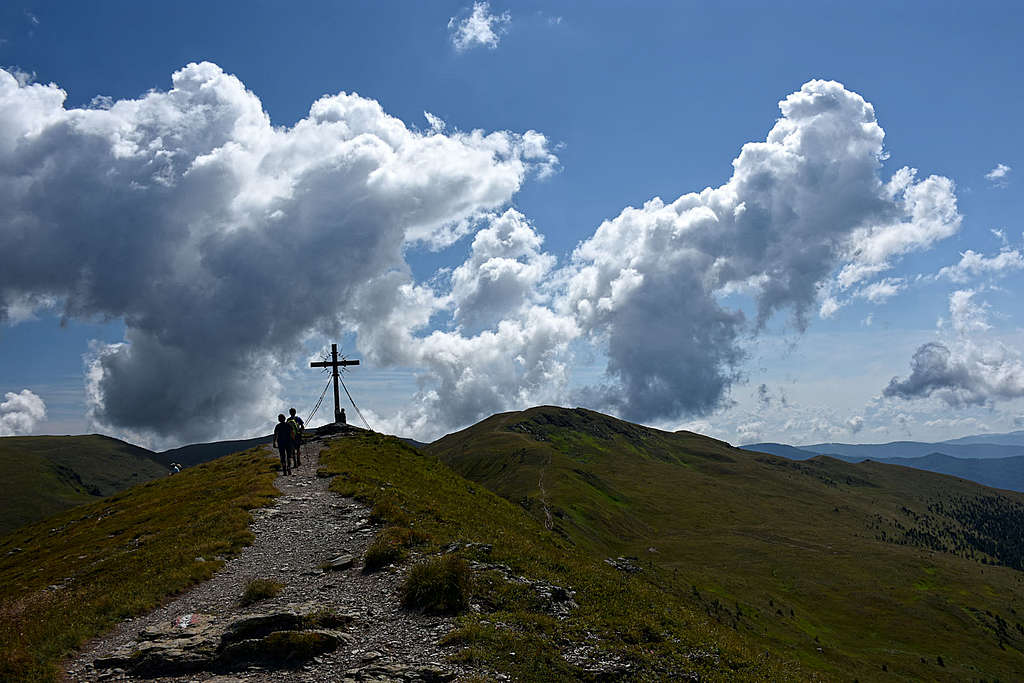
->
[[272, 413, 294, 476]]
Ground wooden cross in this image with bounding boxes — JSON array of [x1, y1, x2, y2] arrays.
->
[[310, 343, 360, 423]]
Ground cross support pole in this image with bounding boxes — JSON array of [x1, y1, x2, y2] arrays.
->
[[310, 343, 360, 423]]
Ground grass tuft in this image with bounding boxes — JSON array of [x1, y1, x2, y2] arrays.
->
[[369, 496, 410, 527], [364, 526, 418, 570], [401, 555, 471, 614], [239, 578, 284, 606]]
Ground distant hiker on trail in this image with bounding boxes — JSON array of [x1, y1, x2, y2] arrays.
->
[[287, 408, 304, 468], [273, 413, 294, 476]]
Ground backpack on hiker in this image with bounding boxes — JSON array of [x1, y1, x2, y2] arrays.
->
[[287, 416, 303, 444]]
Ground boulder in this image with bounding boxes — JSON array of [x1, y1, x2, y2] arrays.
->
[[219, 629, 347, 664], [220, 610, 305, 645]]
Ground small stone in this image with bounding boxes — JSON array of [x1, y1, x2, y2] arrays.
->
[[324, 554, 355, 570]]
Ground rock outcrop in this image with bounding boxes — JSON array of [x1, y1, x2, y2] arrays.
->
[[93, 606, 358, 675]]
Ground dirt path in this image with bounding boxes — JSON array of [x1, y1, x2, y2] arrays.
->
[[63, 434, 469, 682], [537, 453, 553, 531]]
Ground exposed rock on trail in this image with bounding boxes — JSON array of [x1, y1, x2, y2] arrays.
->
[[64, 433, 467, 682]]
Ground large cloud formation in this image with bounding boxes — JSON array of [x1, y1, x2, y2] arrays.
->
[[562, 81, 959, 421], [0, 389, 46, 435], [0, 68, 961, 444], [884, 290, 1024, 406], [0, 63, 554, 444]]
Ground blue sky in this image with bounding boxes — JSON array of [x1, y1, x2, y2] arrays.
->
[[1, 1, 1022, 448]]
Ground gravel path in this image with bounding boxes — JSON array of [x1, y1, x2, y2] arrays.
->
[[62, 434, 470, 682]]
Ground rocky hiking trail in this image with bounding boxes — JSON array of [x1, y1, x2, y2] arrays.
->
[[63, 432, 471, 683]]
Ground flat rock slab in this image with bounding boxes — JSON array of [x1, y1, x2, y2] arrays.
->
[[339, 662, 456, 682]]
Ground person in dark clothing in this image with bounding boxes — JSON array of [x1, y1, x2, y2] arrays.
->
[[287, 408, 304, 468], [273, 413, 294, 476]]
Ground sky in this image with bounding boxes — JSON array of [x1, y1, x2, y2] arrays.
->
[[1, 1, 1023, 449]]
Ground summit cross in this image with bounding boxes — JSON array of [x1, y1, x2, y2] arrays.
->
[[310, 343, 360, 423]]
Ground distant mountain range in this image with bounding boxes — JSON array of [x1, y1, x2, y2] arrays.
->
[[799, 440, 1024, 460], [939, 429, 1024, 447], [744, 433, 1024, 492]]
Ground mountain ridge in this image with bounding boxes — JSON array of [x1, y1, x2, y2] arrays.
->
[[0, 434, 169, 536], [427, 405, 1024, 679]]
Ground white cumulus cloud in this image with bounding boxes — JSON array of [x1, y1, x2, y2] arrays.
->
[[0, 389, 46, 435], [561, 80, 960, 422], [448, 2, 511, 52], [985, 163, 1011, 186], [936, 248, 1024, 283], [856, 277, 906, 303]]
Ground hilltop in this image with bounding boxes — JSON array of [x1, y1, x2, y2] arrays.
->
[[427, 406, 1024, 680], [0, 434, 168, 536], [156, 434, 272, 468]]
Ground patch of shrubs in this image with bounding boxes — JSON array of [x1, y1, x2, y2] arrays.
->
[[401, 555, 472, 614], [239, 578, 284, 606]]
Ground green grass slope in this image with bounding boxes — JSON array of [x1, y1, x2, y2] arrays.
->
[[426, 406, 1024, 681], [0, 435, 170, 536], [0, 447, 278, 681], [319, 430, 802, 681]]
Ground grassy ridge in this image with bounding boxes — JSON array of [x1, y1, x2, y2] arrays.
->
[[319, 430, 802, 681], [426, 406, 1024, 681], [0, 435, 169, 536], [0, 447, 278, 681]]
